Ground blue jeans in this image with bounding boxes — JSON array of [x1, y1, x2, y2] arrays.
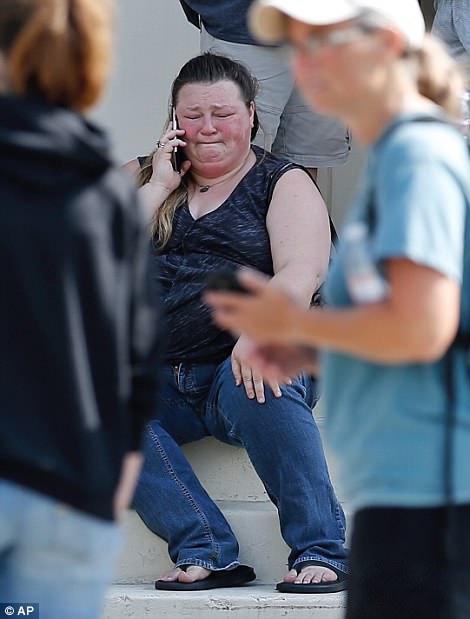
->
[[0, 480, 121, 619], [134, 358, 347, 573]]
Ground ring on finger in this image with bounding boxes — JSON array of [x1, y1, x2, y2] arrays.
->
[[156, 140, 166, 149]]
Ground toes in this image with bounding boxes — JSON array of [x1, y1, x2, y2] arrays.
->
[[282, 568, 298, 583], [294, 566, 338, 584], [160, 567, 183, 582], [177, 566, 211, 583]]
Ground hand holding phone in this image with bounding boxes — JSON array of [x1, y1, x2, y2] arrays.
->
[[171, 107, 184, 172], [205, 269, 251, 294]]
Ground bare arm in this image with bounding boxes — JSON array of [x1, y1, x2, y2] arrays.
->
[[208, 260, 460, 364], [294, 259, 460, 363], [266, 168, 330, 305], [113, 451, 143, 519], [230, 168, 330, 400], [122, 158, 141, 180], [121, 126, 190, 223]]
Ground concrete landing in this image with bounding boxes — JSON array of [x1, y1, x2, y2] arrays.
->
[[102, 584, 346, 619]]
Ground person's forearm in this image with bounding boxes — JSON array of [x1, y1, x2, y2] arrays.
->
[[269, 264, 320, 308], [292, 302, 453, 363], [113, 451, 143, 519], [138, 181, 171, 223]]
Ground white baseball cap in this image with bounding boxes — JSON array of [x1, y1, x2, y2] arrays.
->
[[249, 0, 425, 50]]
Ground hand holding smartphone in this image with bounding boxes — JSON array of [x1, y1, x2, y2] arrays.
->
[[205, 269, 251, 295], [171, 107, 184, 172]]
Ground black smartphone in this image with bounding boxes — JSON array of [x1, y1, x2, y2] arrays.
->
[[171, 107, 185, 172], [205, 269, 250, 294]]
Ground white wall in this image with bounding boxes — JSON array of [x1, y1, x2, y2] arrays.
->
[[92, 0, 365, 228], [92, 0, 199, 164]]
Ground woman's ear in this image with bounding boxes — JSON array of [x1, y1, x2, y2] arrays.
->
[[249, 100, 255, 127]]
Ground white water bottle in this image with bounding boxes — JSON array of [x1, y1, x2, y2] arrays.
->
[[460, 90, 470, 143], [343, 222, 389, 304]]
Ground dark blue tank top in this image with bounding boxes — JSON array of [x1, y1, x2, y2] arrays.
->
[[153, 146, 308, 363]]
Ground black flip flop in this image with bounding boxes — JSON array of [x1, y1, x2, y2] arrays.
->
[[155, 564, 256, 591], [276, 560, 347, 594]]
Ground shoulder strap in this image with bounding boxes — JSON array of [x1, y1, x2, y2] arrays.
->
[[365, 115, 459, 233], [267, 162, 339, 247]]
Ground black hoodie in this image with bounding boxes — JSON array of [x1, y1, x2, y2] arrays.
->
[[0, 95, 162, 520]]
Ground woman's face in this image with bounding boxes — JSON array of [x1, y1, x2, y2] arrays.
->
[[174, 80, 254, 177], [287, 18, 382, 121]]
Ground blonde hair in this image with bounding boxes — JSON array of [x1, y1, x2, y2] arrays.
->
[[136, 147, 189, 249], [357, 12, 465, 120], [415, 35, 465, 120], [0, 0, 113, 112]]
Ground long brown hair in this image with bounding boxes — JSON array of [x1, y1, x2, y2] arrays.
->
[[138, 53, 260, 248], [0, 0, 113, 112]]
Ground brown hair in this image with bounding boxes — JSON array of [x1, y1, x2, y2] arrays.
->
[[356, 12, 465, 119], [137, 53, 260, 248], [0, 0, 113, 111]]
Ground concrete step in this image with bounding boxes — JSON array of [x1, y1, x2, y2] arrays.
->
[[112, 399, 350, 619], [116, 503, 289, 584], [115, 404, 349, 585], [102, 584, 346, 619]]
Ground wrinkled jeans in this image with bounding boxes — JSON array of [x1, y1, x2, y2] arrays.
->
[[0, 480, 121, 619], [134, 358, 348, 573]]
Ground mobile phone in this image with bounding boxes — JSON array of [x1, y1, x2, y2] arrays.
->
[[205, 269, 250, 294], [171, 107, 185, 172]]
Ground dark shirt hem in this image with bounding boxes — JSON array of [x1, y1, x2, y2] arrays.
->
[[0, 457, 115, 521]]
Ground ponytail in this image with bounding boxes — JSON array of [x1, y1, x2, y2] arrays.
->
[[0, 0, 113, 111], [415, 35, 465, 120]]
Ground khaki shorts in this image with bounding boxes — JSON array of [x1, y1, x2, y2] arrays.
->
[[201, 27, 351, 168], [432, 0, 470, 61]]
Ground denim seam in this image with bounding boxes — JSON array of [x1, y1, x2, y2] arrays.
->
[[206, 400, 281, 509], [147, 424, 221, 563], [175, 558, 240, 571], [292, 555, 348, 573], [206, 400, 242, 444], [334, 504, 346, 538]]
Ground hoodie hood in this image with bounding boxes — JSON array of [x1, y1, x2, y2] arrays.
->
[[0, 95, 111, 190]]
